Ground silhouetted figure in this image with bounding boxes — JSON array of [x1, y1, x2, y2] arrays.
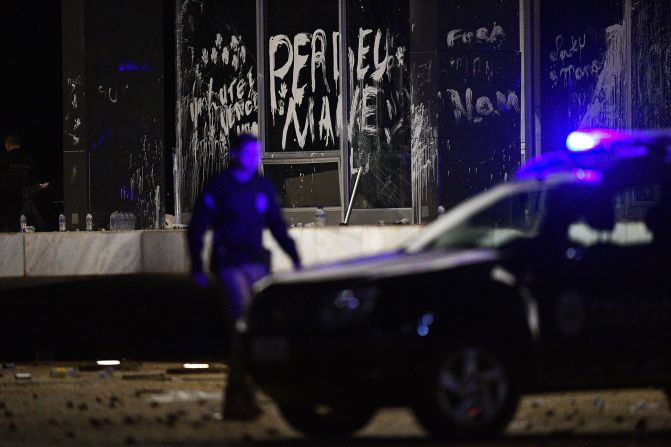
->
[[0, 133, 49, 231], [187, 133, 301, 420]]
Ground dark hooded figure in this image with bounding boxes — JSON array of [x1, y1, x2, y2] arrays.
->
[[0, 133, 49, 231]]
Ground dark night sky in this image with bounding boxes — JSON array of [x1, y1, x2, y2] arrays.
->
[[0, 2, 63, 196]]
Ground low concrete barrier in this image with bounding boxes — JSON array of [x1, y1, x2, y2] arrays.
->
[[0, 226, 422, 278], [0, 234, 24, 278]]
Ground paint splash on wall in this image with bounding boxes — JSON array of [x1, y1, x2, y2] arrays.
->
[[544, 6, 625, 139], [64, 76, 84, 148], [348, 28, 411, 208], [127, 134, 164, 229], [410, 103, 438, 223], [579, 24, 626, 129], [409, 55, 439, 222], [176, 0, 258, 212]]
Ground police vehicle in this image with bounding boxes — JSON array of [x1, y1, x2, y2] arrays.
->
[[241, 129, 671, 438]]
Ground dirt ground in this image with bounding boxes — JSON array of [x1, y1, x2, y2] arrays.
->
[[0, 362, 670, 446]]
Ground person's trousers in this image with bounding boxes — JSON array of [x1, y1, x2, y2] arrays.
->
[[214, 262, 269, 418], [215, 262, 269, 323]]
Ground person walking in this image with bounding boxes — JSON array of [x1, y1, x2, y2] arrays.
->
[[187, 133, 301, 419]]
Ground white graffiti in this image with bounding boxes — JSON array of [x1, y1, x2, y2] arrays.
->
[[446, 88, 520, 124], [411, 102, 438, 223], [579, 24, 626, 129], [447, 23, 506, 48], [179, 22, 258, 206], [269, 27, 407, 151], [128, 134, 164, 229], [548, 32, 603, 89]]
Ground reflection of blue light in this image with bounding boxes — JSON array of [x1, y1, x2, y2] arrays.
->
[[417, 312, 434, 337], [118, 61, 153, 72], [566, 131, 598, 152], [91, 128, 113, 150], [573, 168, 602, 183], [120, 185, 141, 201], [334, 289, 361, 310], [617, 146, 649, 159], [421, 313, 434, 326], [203, 193, 216, 210]]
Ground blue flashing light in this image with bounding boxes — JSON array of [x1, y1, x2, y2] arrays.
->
[[566, 131, 599, 152], [519, 128, 671, 181], [566, 129, 633, 152]]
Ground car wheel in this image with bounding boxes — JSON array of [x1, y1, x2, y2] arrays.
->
[[278, 401, 375, 438], [413, 345, 519, 439]]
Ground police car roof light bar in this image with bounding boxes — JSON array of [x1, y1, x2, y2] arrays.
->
[[566, 128, 671, 153]]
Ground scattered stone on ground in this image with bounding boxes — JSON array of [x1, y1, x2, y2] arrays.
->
[[0, 362, 667, 446]]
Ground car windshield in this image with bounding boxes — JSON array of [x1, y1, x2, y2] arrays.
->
[[405, 182, 545, 253]]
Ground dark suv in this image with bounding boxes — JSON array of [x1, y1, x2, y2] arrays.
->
[[240, 129, 671, 438]]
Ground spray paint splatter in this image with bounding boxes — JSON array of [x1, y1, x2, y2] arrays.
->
[[579, 24, 626, 129], [176, 0, 258, 212], [348, 28, 411, 208], [410, 103, 438, 223], [64, 76, 84, 147], [127, 135, 164, 229]]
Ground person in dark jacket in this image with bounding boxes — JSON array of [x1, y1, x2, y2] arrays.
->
[[187, 132, 301, 420], [0, 133, 49, 231]]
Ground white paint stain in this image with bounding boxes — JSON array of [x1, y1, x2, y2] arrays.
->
[[411, 103, 438, 223], [177, 7, 258, 208], [579, 24, 625, 129]]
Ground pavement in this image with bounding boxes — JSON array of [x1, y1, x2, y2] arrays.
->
[[0, 362, 670, 446]]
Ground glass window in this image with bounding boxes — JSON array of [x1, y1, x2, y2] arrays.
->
[[346, 0, 412, 209], [264, 162, 341, 208], [567, 182, 663, 247], [417, 186, 543, 251], [265, 0, 339, 153]]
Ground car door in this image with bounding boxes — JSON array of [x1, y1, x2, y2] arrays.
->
[[526, 180, 671, 388]]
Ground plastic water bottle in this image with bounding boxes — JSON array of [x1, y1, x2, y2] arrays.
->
[[85, 213, 93, 231], [109, 212, 116, 231], [19, 214, 27, 232], [314, 206, 326, 227], [129, 212, 136, 230], [58, 213, 66, 232]]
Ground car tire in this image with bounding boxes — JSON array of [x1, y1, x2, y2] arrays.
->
[[278, 401, 375, 438], [413, 344, 519, 439]]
